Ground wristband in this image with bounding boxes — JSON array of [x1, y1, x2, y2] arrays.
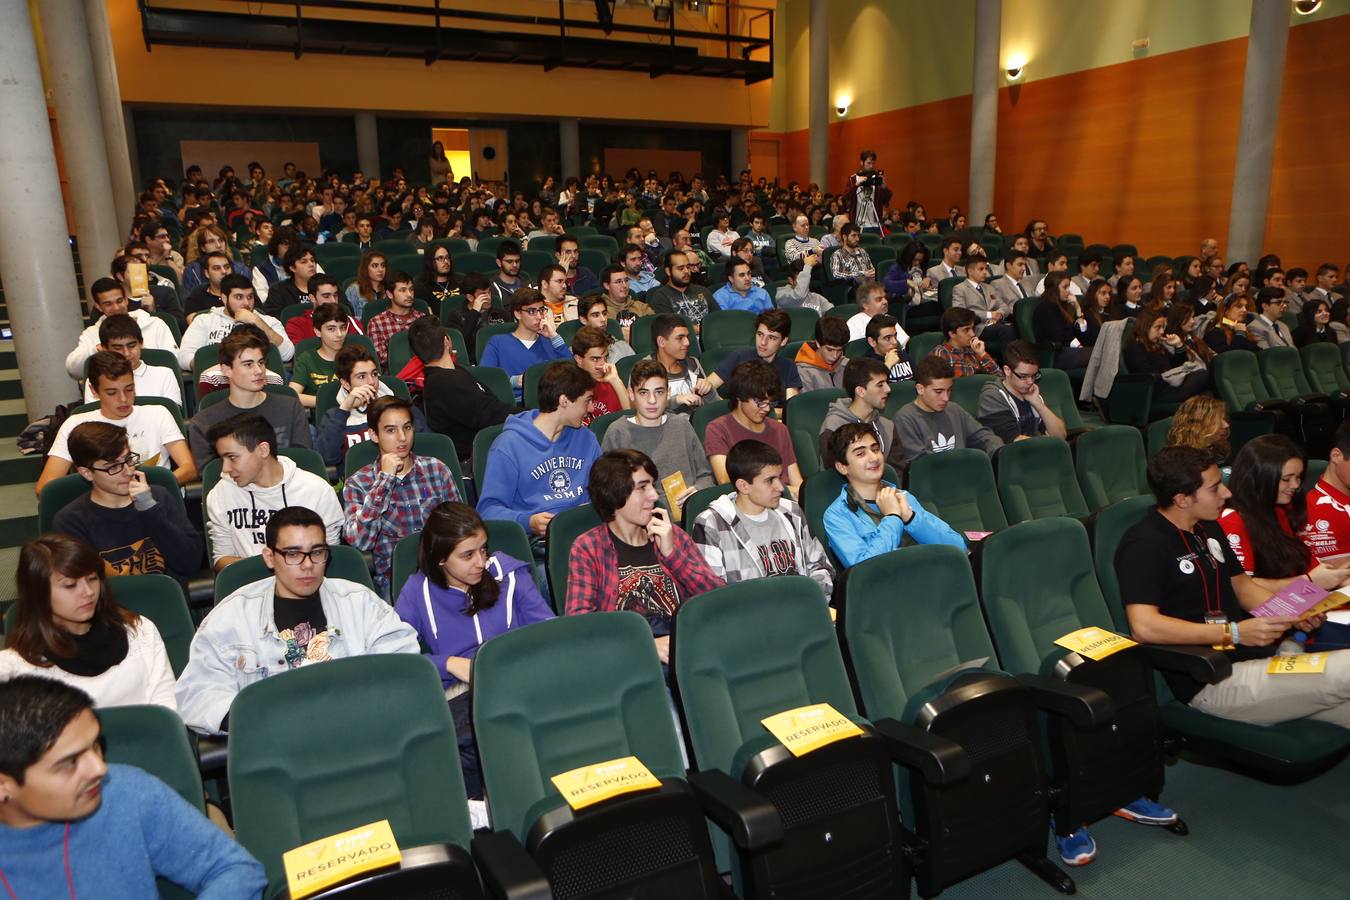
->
[[1230, 620, 1240, 647]]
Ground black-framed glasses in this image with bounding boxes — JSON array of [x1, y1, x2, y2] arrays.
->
[[1010, 370, 1041, 382], [519, 306, 548, 316], [277, 547, 331, 566], [92, 453, 140, 475]]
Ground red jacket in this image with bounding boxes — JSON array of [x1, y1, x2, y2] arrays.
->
[[565, 522, 724, 616]]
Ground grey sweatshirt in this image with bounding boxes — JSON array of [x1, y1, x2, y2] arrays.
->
[[893, 402, 1003, 466], [600, 414, 715, 491], [818, 398, 906, 470]]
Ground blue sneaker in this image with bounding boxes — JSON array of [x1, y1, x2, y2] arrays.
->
[[1114, 796, 1178, 826], [1054, 823, 1097, 866]]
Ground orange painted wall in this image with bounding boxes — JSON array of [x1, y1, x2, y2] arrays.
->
[[757, 13, 1350, 274]]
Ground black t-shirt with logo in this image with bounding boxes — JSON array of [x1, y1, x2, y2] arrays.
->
[[609, 531, 681, 637], [1114, 507, 1275, 702]]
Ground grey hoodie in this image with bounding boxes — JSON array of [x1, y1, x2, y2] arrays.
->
[[818, 398, 906, 470]]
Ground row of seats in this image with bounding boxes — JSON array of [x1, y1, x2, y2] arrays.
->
[[96, 509, 1350, 898]]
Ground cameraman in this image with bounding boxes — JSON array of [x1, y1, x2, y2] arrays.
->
[[844, 150, 892, 235]]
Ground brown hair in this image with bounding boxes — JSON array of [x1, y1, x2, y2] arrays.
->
[[570, 325, 613, 358], [67, 422, 131, 471], [9, 535, 136, 666], [356, 250, 388, 302], [1167, 395, 1231, 461]]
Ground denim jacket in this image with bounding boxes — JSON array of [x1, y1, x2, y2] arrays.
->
[[174, 576, 419, 734]]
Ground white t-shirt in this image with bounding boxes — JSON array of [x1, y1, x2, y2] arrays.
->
[[0, 617, 177, 710], [83, 361, 183, 411], [48, 404, 184, 469]]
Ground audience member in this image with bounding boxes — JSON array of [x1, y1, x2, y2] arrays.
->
[[934, 307, 999, 377], [976, 340, 1068, 442], [177, 274, 293, 373], [926, 236, 966, 286], [951, 255, 1014, 344], [864, 313, 914, 383], [777, 255, 832, 313], [40, 352, 195, 497], [177, 507, 419, 734], [692, 439, 834, 599], [489, 241, 526, 306], [65, 278, 179, 381], [53, 423, 201, 584], [477, 362, 600, 540], [704, 360, 803, 492], [345, 250, 388, 319], [646, 250, 717, 325], [365, 270, 424, 368], [820, 357, 907, 470], [343, 397, 459, 597], [181, 250, 235, 321], [894, 356, 1003, 464], [260, 243, 318, 316], [646, 313, 713, 413], [571, 326, 631, 424], [847, 280, 903, 346], [596, 265, 653, 343], [564, 449, 724, 667], [394, 503, 554, 798], [289, 301, 352, 408], [1032, 271, 1094, 368], [782, 214, 822, 264], [0, 676, 266, 896], [829, 223, 876, 287], [1124, 309, 1211, 404], [795, 315, 849, 391], [712, 258, 773, 312], [480, 288, 572, 401], [82, 314, 183, 410], [822, 422, 964, 567], [412, 318, 518, 461], [707, 309, 803, 398], [0, 535, 178, 708]]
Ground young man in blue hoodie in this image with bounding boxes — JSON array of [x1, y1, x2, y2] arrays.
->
[[0, 676, 267, 898], [479, 287, 572, 401], [477, 362, 601, 542], [822, 421, 965, 568]]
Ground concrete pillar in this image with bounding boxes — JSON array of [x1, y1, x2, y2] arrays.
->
[[83, 0, 137, 231], [808, 0, 829, 190], [40, 0, 123, 282], [729, 127, 750, 177], [355, 112, 381, 180], [559, 118, 580, 180], [0, 1, 87, 416], [968, 0, 1002, 226], [1227, 0, 1290, 265]]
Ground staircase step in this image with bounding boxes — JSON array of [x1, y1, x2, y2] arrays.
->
[[0, 381, 21, 402], [0, 516, 37, 550], [0, 456, 41, 486]]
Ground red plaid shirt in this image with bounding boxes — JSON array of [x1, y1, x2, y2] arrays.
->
[[565, 522, 725, 616], [366, 309, 424, 367], [934, 341, 998, 377]]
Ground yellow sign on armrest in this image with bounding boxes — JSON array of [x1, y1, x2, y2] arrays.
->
[[550, 756, 661, 810], [283, 819, 401, 900], [1266, 653, 1329, 675], [761, 702, 863, 757], [1053, 627, 1137, 661]]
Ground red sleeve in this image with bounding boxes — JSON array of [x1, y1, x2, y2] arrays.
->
[[767, 420, 797, 468], [703, 417, 731, 457], [1217, 509, 1254, 575]]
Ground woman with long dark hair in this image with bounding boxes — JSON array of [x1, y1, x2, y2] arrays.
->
[[1110, 274, 1145, 318], [1124, 308, 1210, 403], [345, 250, 387, 320], [1032, 271, 1093, 368], [0, 534, 176, 709], [1083, 277, 1114, 330], [1219, 435, 1349, 593], [394, 503, 553, 798], [1293, 297, 1338, 347], [1165, 301, 1214, 366]]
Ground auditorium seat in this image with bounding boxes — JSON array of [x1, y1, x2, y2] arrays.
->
[[906, 448, 1007, 534], [1074, 424, 1149, 511], [995, 437, 1090, 523], [213, 544, 373, 605]]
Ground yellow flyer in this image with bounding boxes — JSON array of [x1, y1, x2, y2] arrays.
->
[[1054, 627, 1137, 661], [550, 756, 661, 810], [1266, 653, 1329, 675], [761, 703, 863, 757], [661, 471, 688, 522], [126, 261, 150, 297], [283, 819, 401, 899]]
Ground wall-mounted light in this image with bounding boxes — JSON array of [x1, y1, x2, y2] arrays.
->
[[834, 95, 851, 117], [1004, 53, 1027, 82], [1294, 1, 1323, 16]]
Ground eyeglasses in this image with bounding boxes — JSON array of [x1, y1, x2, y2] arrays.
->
[[519, 306, 548, 317], [1010, 370, 1041, 382], [91, 453, 140, 475], [749, 398, 774, 409], [276, 547, 331, 566]]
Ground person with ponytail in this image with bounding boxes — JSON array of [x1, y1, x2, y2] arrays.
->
[[394, 502, 554, 798]]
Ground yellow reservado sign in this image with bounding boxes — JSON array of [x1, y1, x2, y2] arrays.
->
[[1266, 653, 1329, 675], [1053, 626, 1138, 661], [550, 756, 662, 810], [283, 819, 402, 899], [761, 702, 863, 757]]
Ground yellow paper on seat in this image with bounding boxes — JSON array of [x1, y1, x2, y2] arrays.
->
[[1266, 653, 1329, 675], [283, 819, 401, 900], [550, 756, 661, 810], [1053, 627, 1137, 661], [761, 702, 863, 757]]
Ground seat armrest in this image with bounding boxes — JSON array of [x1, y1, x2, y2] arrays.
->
[[194, 734, 228, 780], [687, 769, 784, 851], [1016, 674, 1114, 728], [871, 718, 969, 786], [1137, 644, 1232, 684], [469, 830, 553, 900]]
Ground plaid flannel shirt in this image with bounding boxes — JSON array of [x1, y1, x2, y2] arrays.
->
[[342, 454, 459, 597], [365, 309, 424, 368], [829, 246, 874, 284], [565, 523, 724, 616], [689, 495, 834, 599], [934, 341, 999, 378]]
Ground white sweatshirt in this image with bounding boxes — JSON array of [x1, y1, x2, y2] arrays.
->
[[205, 456, 343, 565], [177, 308, 294, 372]]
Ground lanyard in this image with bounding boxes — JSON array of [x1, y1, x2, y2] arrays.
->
[[1174, 524, 1223, 618], [0, 822, 75, 900]]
